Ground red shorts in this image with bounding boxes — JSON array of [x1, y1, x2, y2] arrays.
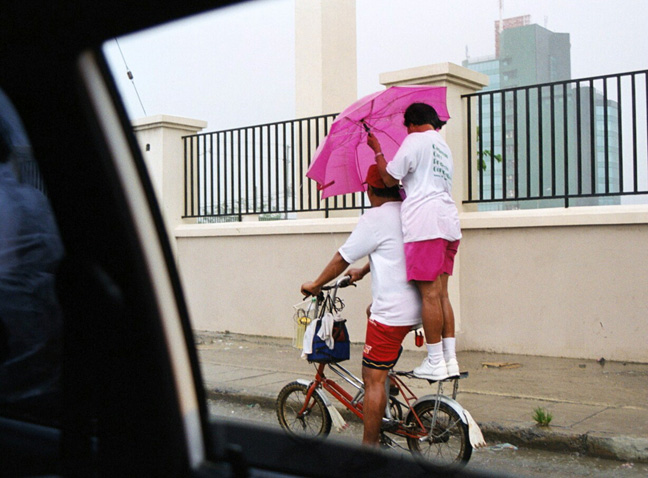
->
[[362, 318, 412, 370], [404, 238, 460, 282]]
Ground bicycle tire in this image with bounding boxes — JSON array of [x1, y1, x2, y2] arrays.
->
[[405, 399, 472, 467], [276, 381, 332, 438]]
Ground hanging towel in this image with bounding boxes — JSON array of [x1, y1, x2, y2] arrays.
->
[[464, 409, 487, 448], [327, 404, 348, 432], [317, 312, 336, 349], [301, 318, 319, 359]]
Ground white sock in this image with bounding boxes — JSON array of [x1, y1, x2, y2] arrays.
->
[[443, 337, 456, 362], [426, 342, 444, 365]]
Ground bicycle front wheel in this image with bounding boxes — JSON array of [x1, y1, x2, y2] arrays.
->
[[405, 399, 472, 467], [276, 381, 332, 439]]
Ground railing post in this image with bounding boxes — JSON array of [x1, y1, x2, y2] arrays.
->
[[132, 115, 207, 247], [379, 63, 489, 214]]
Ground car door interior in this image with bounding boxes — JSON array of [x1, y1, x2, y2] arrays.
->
[[0, 2, 211, 473]]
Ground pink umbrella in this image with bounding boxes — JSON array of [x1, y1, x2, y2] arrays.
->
[[306, 85, 449, 199]]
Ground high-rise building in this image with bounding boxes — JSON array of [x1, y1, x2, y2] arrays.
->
[[463, 17, 619, 209], [499, 23, 571, 88]]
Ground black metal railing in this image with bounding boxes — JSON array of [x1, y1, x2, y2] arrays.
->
[[182, 114, 370, 221], [184, 69, 648, 220], [464, 69, 648, 209]]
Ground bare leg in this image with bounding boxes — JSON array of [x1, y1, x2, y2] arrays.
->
[[413, 278, 455, 379], [361, 367, 389, 446], [439, 274, 455, 338], [414, 279, 444, 344], [438, 273, 460, 374]]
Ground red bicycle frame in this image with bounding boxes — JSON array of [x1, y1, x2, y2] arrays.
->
[[297, 362, 431, 440]]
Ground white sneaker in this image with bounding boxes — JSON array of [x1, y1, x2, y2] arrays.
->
[[413, 358, 449, 381], [446, 358, 460, 377]]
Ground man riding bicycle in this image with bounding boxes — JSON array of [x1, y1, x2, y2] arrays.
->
[[301, 165, 421, 446]]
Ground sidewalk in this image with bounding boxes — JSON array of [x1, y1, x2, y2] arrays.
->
[[195, 331, 648, 463]]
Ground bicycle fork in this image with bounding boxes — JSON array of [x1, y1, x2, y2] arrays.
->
[[293, 379, 321, 423]]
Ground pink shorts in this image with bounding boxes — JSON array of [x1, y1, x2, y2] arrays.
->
[[362, 318, 411, 370], [404, 239, 460, 282]]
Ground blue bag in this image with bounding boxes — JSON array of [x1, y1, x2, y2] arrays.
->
[[307, 319, 350, 363]]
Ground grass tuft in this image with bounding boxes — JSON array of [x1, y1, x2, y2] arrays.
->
[[532, 407, 553, 426]]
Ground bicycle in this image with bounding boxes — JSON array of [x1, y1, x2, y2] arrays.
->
[[276, 276, 484, 468]]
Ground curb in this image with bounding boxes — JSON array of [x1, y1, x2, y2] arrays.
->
[[481, 423, 648, 463], [206, 389, 277, 410], [206, 389, 648, 463]]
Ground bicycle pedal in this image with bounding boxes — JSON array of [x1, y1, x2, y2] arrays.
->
[[379, 434, 395, 450], [380, 418, 400, 433]]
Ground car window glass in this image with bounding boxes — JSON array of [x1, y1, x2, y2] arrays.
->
[[0, 88, 64, 426]]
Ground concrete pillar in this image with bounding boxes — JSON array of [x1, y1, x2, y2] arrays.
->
[[295, 0, 357, 117], [379, 63, 489, 341], [380, 63, 489, 213], [132, 115, 207, 242]]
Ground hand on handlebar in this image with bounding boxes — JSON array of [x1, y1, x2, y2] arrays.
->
[[346, 268, 365, 284], [302, 276, 354, 297], [300, 281, 320, 298], [336, 275, 352, 288]]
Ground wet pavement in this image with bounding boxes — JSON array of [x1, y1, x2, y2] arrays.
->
[[195, 331, 648, 463], [209, 398, 648, 477]]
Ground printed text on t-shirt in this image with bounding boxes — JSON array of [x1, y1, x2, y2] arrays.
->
[[432, 144, 451, 183]]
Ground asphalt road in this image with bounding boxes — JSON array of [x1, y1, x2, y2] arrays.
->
[[208, 396, 648, 478]]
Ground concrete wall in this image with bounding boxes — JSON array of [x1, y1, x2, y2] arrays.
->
[[175, 219, 371, 342], [132, 62, 648, 363], [459, 207, 648, 361], [174, 206, 648, 363]]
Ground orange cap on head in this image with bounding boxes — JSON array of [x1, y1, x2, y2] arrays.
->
[[364, 164, 386, 189]]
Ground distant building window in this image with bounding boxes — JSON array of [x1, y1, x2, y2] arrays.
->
[[550, 56, 559, 80], [503, 70, 518, 81]]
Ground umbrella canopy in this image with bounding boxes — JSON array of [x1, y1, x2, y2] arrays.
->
[[306, 85, 449, 199]]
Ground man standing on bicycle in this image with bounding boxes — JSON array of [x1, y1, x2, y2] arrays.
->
[[301, 165, 421, 446]]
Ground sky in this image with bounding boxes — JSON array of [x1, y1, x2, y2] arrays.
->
[[103, 0, 648, 132]]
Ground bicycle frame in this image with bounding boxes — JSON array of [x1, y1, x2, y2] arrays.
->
[[297, 361, 466, 442]]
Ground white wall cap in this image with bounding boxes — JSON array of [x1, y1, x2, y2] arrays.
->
[[380, 62, 489, 90], [461, 205, 648, 229], [131, 115, 207, 133], [176, 217, 359, 237]]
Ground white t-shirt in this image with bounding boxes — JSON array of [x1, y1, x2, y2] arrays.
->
[[386, 130, 462, 243], [338, 201, 421, 327]]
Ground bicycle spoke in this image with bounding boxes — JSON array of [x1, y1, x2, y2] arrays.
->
[[405, 400, 471, 467], [276, 382, 331, 438]]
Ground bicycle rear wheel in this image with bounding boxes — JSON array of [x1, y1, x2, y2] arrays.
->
[[405, 399, 472, 467], [276, 381, 331, 438]]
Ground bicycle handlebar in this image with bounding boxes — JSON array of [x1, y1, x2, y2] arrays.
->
[[321, 275, 353, 291], [302, 275, 355, 299]]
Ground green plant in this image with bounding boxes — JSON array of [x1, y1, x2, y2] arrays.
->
[[475, 126, 503, 171], [478, 150, 503, 172], [532, 407, 553, 426]]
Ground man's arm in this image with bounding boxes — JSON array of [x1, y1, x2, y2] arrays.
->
[[367, 132, 398, 187], [347, 261, 370, 284], [301, 252, 350, 297]]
